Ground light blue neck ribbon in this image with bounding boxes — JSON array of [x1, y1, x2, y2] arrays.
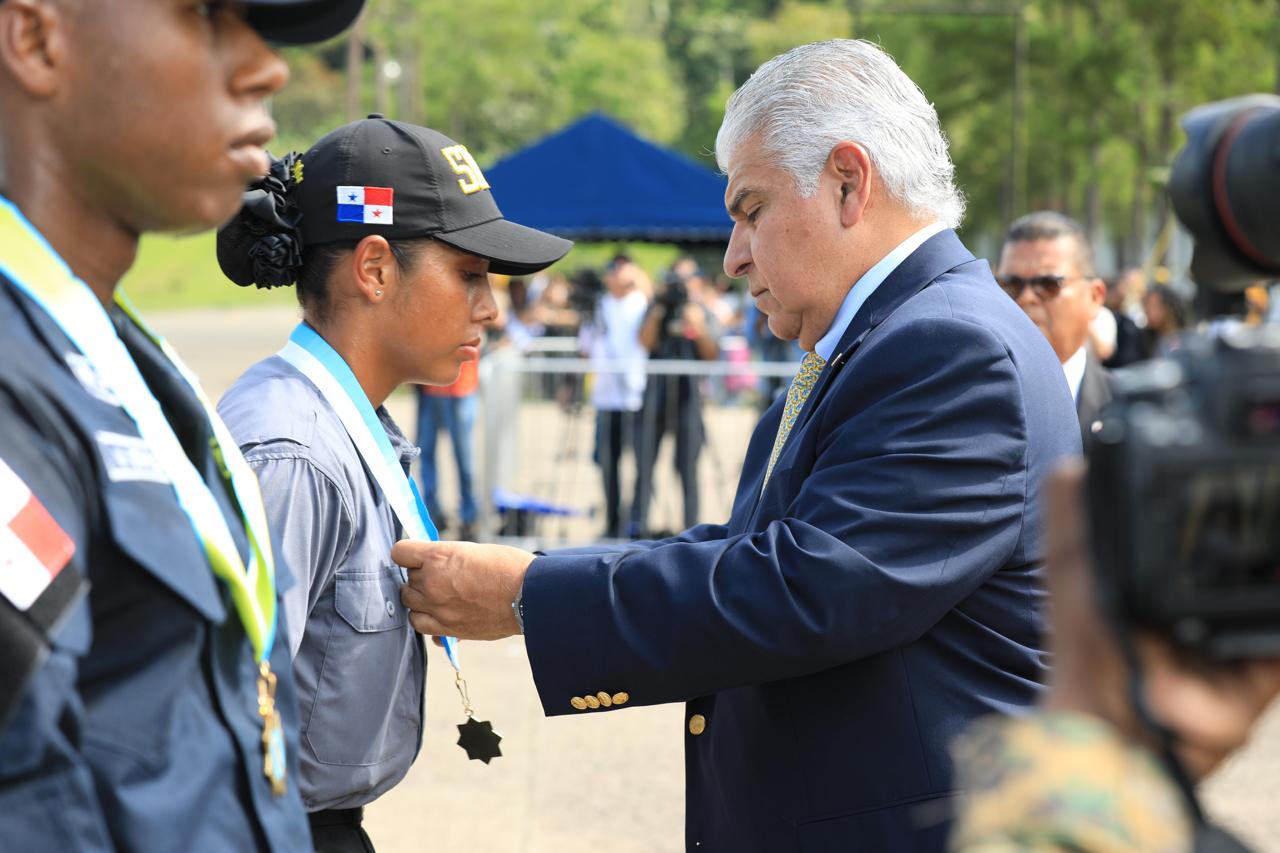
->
[[0, 196, 280, 665], [278, 322, 458, 670]]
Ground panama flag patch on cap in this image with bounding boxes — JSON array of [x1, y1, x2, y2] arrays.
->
[[337, 186, 394, 224], [0, 458, 74, 611]]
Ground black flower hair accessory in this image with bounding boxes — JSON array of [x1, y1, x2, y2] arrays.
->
[[217, 151, 306, 289]]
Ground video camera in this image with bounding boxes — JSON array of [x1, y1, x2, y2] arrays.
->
[[568, 268, 604, 323], [1089, 95, 1280, 660], [658, 270, 691, 338]]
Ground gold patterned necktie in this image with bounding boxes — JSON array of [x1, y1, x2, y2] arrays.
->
[[763, 351, 827, 488]]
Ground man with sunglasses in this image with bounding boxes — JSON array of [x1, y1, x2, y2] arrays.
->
[[997, 211, 1112, 446]]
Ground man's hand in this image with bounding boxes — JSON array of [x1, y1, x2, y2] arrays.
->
[[395, 540, 534, 641], [1043, 462, 1280, 778]]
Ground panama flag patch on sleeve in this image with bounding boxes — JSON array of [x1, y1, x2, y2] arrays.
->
[[0, 458, 75, 611], [336, 186, 394, 224]]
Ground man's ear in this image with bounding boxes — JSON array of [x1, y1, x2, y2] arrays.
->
[[1087, 277, 1106, 308], [829, 141, 872, 229], [0, 0, 68, 100], [349, 235, 396, 303]]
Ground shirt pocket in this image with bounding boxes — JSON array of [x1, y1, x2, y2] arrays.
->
[[334, 568, 407, 632], [306, 567, 416, 767]]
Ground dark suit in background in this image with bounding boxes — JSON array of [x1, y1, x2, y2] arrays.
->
[[520, 231, 1081, 851], [1076, 351, 1114, 451], [1103, 310, 1146, 367]]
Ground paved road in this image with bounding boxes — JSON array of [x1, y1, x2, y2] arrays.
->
[[148, 305, 1280, 852]]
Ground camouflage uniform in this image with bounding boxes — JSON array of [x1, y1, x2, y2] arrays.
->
[[951, 712, 1192, 852]]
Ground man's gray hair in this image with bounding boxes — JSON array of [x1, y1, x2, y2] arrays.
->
[[715, 39, 965, 228], [1003, 210, 1097, 277]]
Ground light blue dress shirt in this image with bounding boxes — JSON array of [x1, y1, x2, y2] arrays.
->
[[814, 222, 948, 361]]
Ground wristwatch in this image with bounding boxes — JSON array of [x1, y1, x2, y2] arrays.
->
[[511, 585, 525, 634]]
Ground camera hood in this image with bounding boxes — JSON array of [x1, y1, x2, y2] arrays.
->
[[1169, 95, 1280, 292]]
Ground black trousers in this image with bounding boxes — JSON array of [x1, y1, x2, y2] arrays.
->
[[632, 376, 704, 533], [594, 409, 638, 537], [310, 808, 375, 853]]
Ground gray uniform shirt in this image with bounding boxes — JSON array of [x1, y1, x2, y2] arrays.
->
[[218, 355, 426, 812]]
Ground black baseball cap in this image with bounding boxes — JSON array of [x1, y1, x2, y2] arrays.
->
[[293, 116, 573, 275], [244, 0, 366, 45]]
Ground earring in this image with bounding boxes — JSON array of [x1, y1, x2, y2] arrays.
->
[[375, 289, 383, 297]]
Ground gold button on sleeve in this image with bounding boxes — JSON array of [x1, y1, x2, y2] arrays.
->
[[597, 691, 612, 708], [688, 714, 706, 736], [612, 692, 629, 706], [584, 695, 600, 709], [570, 697, 588, 711]]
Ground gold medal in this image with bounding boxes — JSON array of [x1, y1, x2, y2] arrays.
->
[[257, 662, 288, 797]]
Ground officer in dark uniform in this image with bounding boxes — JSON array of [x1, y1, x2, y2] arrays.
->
[[0, 1, 364, 850]]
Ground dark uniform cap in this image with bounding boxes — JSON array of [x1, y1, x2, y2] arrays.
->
[[294, 115, 573, 275], [244, 0, 367, 45]]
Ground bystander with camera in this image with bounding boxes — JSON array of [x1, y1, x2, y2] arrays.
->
[[631, 264, 719, 536]]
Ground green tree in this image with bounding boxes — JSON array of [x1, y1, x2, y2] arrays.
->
[[264, 0, 1280, 269]]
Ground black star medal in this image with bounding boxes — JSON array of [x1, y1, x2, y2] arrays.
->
[[454, 672, 501, 763], [457, 717, 502, 763]]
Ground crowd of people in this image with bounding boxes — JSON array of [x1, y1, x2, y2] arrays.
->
[[421, 251, 804, 539], [420, 228, 1221, 541], [4, 4, 1280, 853]]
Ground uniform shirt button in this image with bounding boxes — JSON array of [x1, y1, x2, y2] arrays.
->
[[584, 694, 601, 709], [688, 714, 706, 736], [597, 691, 612, 707], [612, 692, 630, 706], [386, 600, 396, 618], [570, 697, 588, 710]]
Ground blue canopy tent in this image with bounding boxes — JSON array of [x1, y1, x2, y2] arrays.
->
[[485, 113, 732, 245]]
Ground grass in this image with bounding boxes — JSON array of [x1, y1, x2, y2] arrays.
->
[[120, 231, 296, 312], [120, 231, 694, 312]]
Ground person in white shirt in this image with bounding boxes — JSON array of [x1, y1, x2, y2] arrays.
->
[[578, 259, 650, 537], [1088, 303, 1117, 362], [996, 211, 1111, 448]]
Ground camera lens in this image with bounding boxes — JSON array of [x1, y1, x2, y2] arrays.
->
[[1169, 95, 1280, 290]]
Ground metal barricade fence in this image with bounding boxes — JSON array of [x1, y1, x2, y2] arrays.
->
[[475, 338, 798, 549]]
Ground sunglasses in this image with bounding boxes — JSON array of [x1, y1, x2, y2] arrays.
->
[[996, 274, 1075, 300]]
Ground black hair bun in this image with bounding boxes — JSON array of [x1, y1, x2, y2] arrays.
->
[[217, 151, 305, 289]]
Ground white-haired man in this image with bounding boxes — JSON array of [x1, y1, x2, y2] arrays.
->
[[394, 40, 1079, 851]]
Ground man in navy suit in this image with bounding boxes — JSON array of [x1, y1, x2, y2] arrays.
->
[[397, 39, 1080, 851]]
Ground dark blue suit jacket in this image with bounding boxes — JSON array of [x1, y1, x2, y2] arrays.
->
[[523, 230, 1080, 851]]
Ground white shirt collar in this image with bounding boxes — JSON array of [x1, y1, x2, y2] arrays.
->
[[814, 221, 948, 362], [1062, 345, 1088, 403]]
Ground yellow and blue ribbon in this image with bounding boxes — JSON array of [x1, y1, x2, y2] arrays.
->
[[0, 197, 278, 664]]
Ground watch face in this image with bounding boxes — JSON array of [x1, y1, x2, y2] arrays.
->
[[512, 594, 525, 633]]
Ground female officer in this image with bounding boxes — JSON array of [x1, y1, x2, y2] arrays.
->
[[215, 116, 571, 853], [0, 1, 363, 850]]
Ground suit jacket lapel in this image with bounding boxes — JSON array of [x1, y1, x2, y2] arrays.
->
[[1076, 353, 1111, 414], [1075, 351, 1113, 440], [793, 229, 977, 435], [745, 230, 978, 525]]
